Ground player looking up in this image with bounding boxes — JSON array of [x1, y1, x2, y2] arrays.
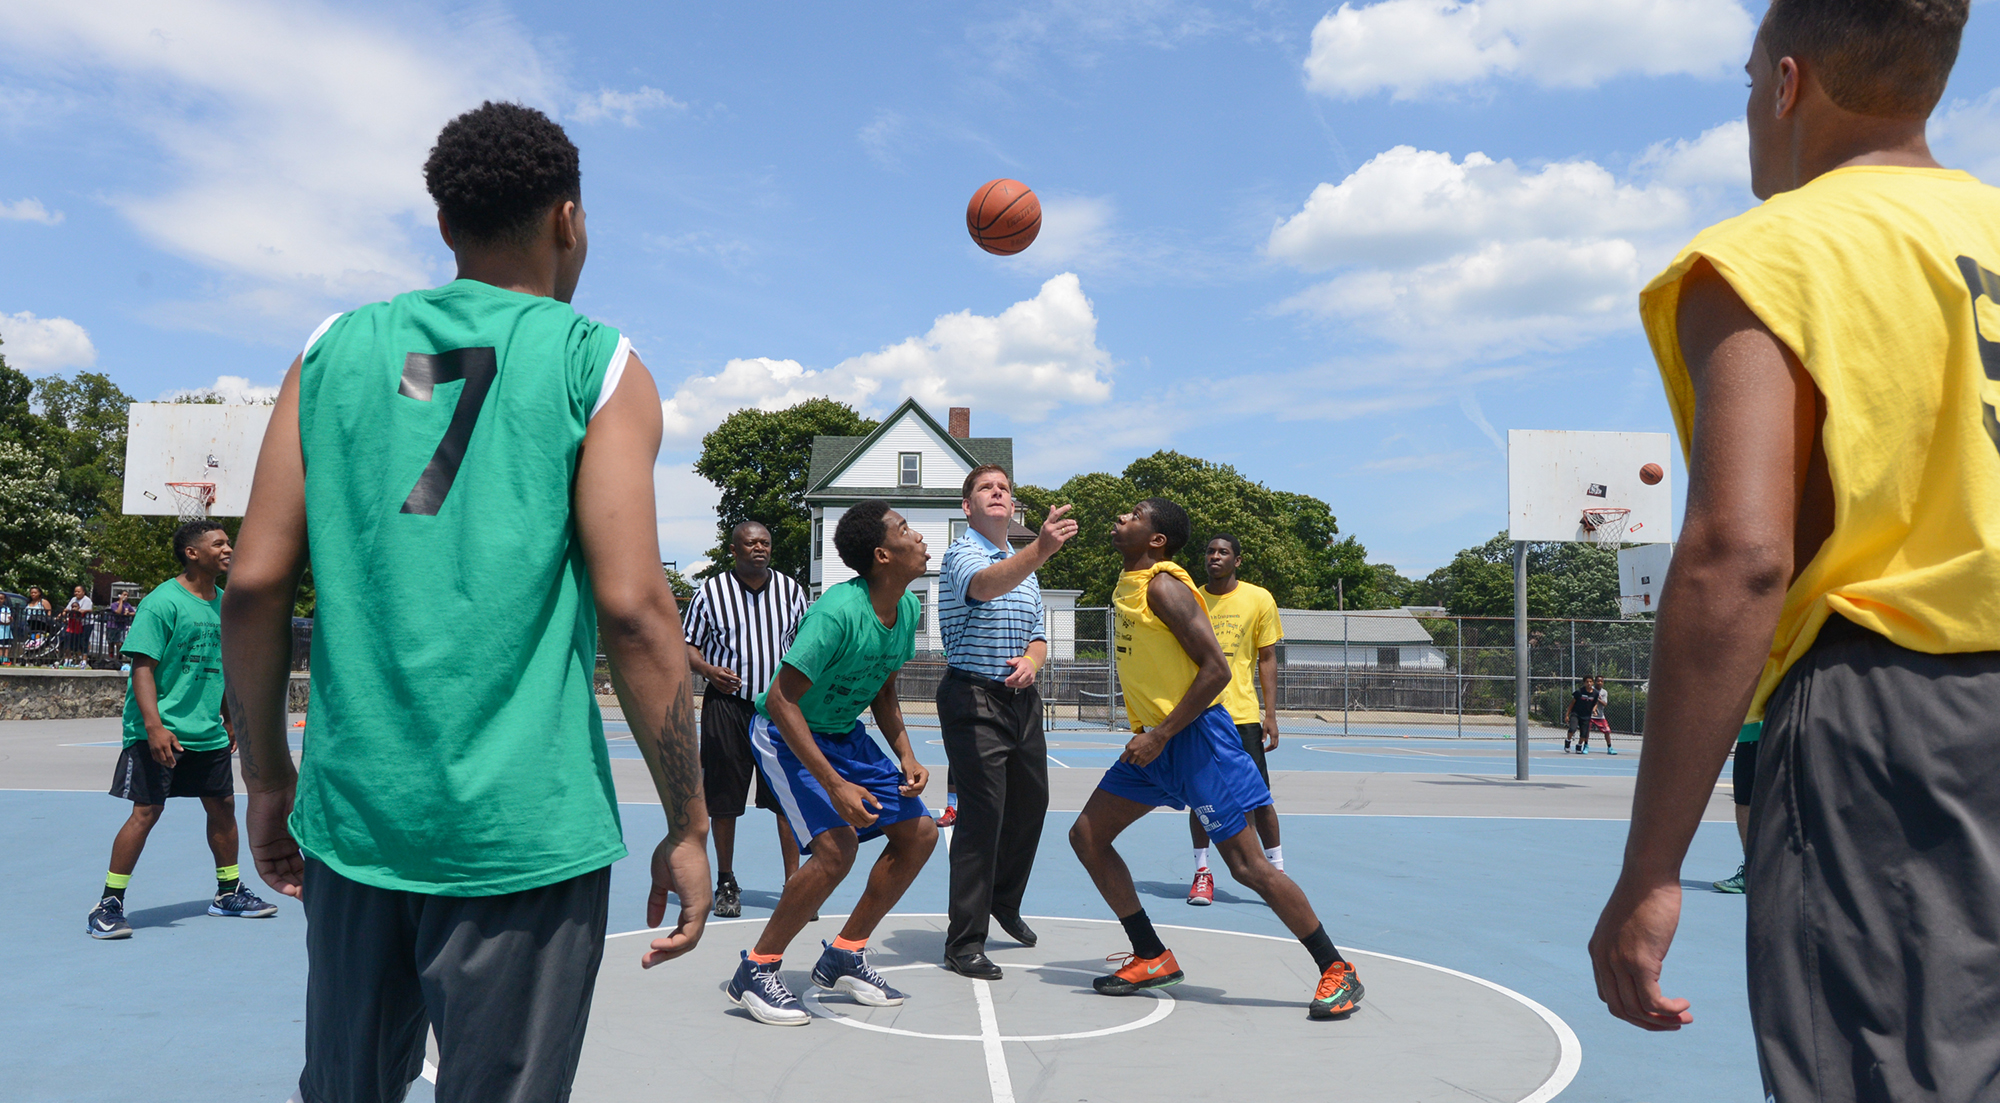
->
[[1070, 498, 1362, 1020], [1186, 534, 1284, 907], [728, 500, 939, 1027], [1588, 1, 2000, 1096], [684, 520, 811, 917], [222, 101, 710, 1102], [88, 522, 277, 940]]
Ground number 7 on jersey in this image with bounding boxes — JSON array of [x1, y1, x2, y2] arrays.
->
[[398, 347, 498, 516]]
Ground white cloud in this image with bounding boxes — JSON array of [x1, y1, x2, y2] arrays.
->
[[1633, 119, 1751, 189], [859, 110, 906, 169], [1936, 88, 2000, 186], [571, 86, 685, 127], [659, 273, 1114, 446], [0, 1, 678, 334], [161, 375, 279, 404], [1303, 0, 1755, 100], [1013, 194, 1116, 267], [655, 461, 723, 570], [0, 198, 61, 225], [0, 311, 96, 373], [1265, 140, 1750, 354]]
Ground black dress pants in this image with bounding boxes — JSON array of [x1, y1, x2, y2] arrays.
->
[[938, 669, 1048, 956]]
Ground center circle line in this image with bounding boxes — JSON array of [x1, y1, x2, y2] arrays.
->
[[802, 961, 1175, 1042]]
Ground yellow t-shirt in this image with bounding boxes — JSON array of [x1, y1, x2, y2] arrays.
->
[[1640, 165, 2000, 720], [1202, 580, 1282, 726], [1113, 560, 1208, 731]]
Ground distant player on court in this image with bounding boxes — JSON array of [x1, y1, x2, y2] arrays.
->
[[88, 521, 277, 940], [727, 500, 939, 1027], [1588, 2, 2000, 1096], [683, 520, 811, 917], [1563, 674, 1594, 754], [1186, 534, 1284, 907], [1070, 498, 1362, 1020], [222, 102, 710, 1102]]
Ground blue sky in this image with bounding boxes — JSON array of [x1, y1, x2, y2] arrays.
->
[[3, 0, 1998, 575]]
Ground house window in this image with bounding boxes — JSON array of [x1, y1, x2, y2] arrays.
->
[[1377, 647, 1401, 670], [812, 516, 822, 561], [899, 452, 921, 487], [949, 519, 969, 544], [909, 581, 929, 632]]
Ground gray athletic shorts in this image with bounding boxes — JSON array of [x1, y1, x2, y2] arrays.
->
[[298, 857, 611, 1103], [1749, 616, 2000, 1102]]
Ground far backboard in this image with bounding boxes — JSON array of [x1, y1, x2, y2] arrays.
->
[[1617, 542, 1674, 617], [122, 403, 274, 518], [1508, 429, 1675, 544]]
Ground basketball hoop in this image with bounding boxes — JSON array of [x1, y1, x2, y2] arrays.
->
[[164, 482, 216, 522], [1580, 507, 1630, 547]]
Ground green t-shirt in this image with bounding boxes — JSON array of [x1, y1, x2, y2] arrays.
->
[[290, 279, 631, 896], [1738, 721, 1763, 744], [120, 579, 227, 751], [757, 578, 918, 735]]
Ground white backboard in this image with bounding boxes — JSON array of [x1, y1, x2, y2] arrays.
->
[[121, 403, 274, 517], [1617, 542, 1674, 618], [1507, 429, 1675, 544]]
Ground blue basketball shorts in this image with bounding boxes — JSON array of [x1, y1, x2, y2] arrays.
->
[[1097, 705, 1275, 842], [750, 714, 930, 853]]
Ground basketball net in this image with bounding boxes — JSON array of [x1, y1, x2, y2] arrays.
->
[[164, 482, 216, 523], [1580, 507, 1630, 548]]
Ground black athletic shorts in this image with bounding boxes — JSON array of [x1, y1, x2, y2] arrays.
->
[[1236, 723, 1273, 789], [701, 689, 779, 818], [108, 744, 233, 804], [1731, 739, 1758, 807]]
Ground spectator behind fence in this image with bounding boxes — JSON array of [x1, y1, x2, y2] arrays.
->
[[24, 587, 53, 658], [63, 586, 93, 667], [108, 591, 136, 654], [0, 596, 12, 661]]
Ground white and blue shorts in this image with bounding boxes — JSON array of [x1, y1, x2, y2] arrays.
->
[[750, 714, 930, 853]]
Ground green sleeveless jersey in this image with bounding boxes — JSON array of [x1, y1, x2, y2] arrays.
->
[[291, 278, 632, 895]]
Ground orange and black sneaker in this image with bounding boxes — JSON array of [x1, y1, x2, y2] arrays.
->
[[1093, 950, 1183, 995], [1309, 961, 1364, 1020]]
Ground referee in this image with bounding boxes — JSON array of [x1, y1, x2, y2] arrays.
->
[[684, 521, 810, 918], [938, 464, 1077, 979]]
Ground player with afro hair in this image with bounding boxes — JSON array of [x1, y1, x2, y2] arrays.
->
[[423, 101, 581, 246]]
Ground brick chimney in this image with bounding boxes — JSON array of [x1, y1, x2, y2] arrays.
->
[[948, 407, 970, 439]]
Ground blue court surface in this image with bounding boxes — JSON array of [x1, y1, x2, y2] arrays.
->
[[2, 764, 1757, 1103]]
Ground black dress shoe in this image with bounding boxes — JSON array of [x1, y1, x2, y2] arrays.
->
[[993, 912, 1038, 947], [945, 951, 1004, 980]]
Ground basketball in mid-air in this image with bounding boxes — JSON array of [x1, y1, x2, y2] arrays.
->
[[967, 178, 1041, 255], [1639, 462, 1664, 485]]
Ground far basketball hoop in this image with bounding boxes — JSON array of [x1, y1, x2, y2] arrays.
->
[[1507, 430, 1674, 545], [164, 481, 216, 522]]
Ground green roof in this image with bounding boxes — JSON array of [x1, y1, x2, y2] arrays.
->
[[804, 399, 1015, 496]]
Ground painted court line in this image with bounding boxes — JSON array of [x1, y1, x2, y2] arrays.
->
[[972, 979, 1014, 1103]]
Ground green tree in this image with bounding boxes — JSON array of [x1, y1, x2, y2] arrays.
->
[[36, 371, 133, 525], [691, 399, 877, 583], [1017, 451, 1370, 609], [1420, 531, 1622, 618], [0, 439, 88, 593], [663, 565, 694, 604]]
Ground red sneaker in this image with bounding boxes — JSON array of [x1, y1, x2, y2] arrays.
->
[[1093, 949, 1184, 995], [936, 805, 957, 829], [1186, 869, 1214, 906]]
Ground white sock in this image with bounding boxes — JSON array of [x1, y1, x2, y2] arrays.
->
[[1194, 847, 1209, 873], [1264, 845, 1284, 871]]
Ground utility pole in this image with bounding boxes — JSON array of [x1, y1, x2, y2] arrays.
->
[[1514, 541, 1530, 780]]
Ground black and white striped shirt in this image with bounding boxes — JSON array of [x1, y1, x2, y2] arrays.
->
[[683, 570, 811, 702]]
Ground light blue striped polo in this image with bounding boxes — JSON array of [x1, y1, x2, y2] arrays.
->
[[938, 528, 1046, 681]]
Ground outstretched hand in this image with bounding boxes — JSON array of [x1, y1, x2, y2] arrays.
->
[[1589, 875, 1695, 1031], [1037, 504, 1079, 550], [642, 833, 711, 968]]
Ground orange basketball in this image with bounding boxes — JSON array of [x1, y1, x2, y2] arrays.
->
[[967, 178, 1041, 256], [1640, 462, 1664, 485]]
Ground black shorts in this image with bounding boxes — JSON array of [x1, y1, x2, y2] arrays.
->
[[1235, 723, 1272, 788], [1732, 739, 1758, 807], [109, 744, 234, 804], [700, 689, 779, 818]]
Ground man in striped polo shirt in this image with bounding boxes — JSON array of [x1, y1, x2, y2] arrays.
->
[[685, 521, 811, 917], [937, 463, 1077, 980]]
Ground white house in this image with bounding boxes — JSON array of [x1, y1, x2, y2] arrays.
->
[[804, 399, 1080, 657], [1276, 608, 1448, 670]]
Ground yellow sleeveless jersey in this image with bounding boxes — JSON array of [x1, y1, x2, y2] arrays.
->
[[1113, 560, 1212, 731], [1640, 166, 2000, 720]]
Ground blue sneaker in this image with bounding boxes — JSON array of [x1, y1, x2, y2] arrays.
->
[[1713, 865, 1746, 894], [727, 952, 810, 1027], [811, 941, 907, 1007], [1607, 747, 1619, 755], [1578, 746, 1588, 755], [209, 886, 278, 918], [87, 896, 132, 940]]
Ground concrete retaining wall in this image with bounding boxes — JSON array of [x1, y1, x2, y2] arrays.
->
[[0, 669, 313, 721]]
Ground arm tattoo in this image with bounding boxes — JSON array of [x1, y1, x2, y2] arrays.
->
[[655, 687, 701, 832]]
